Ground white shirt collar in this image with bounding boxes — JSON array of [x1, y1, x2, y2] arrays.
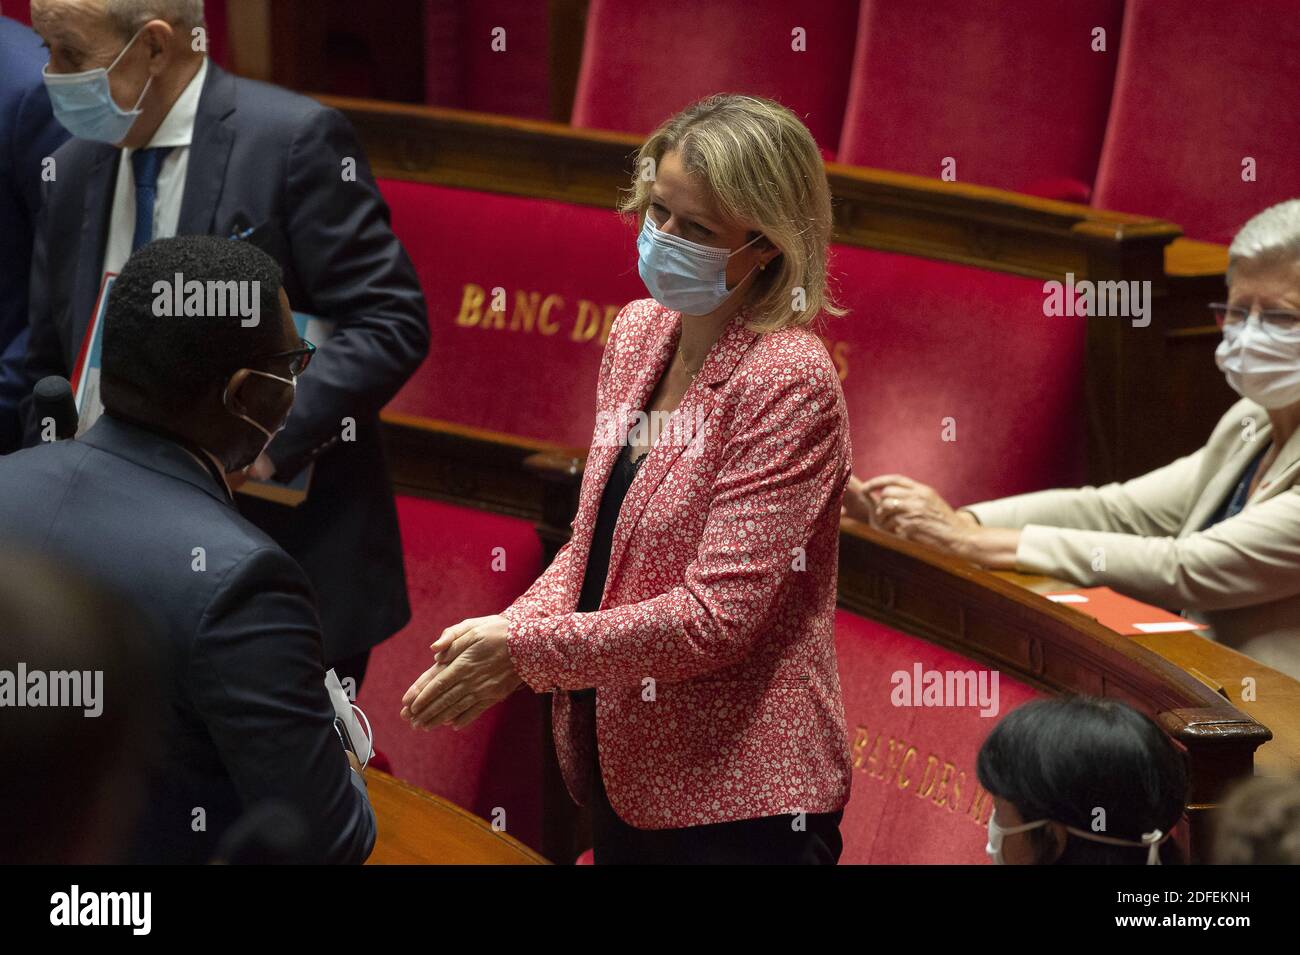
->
[[144, 56, 209, 149]]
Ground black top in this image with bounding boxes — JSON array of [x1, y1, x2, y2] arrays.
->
[[577, 443, 648, 613], [1201, 440, 1271, 530]]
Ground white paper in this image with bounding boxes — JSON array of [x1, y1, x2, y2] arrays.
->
[[324, 668, 373, 763], [1133, 621, 1202, 633]]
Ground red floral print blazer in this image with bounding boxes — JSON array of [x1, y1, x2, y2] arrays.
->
[[504, 298, 853, 829]]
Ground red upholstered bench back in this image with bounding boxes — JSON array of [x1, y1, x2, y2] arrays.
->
[[6, 0, 30, 23], [380, 179, 644, 447], [839, 0, 1124, 201], [834, 609, 1043, 863], [381, 179, 1086, 502], [423, 0, 551, 119], [826, 245, 1087, 505], [570, 0, 859, 156], [358, 496, 547, 852], [1092, 0, 1300, 243]]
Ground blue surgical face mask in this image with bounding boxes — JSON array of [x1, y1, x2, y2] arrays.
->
[[637, 211, 765, 316], [42, 27, 153, 144]]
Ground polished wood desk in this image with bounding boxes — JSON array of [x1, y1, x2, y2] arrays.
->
[[366, 771, 548, 865], [1005, 571, 1300, 777]]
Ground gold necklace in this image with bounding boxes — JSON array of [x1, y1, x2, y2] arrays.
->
[[676, 348, 704, 378]]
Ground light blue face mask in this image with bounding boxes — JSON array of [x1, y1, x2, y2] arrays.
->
[[42, 27, 153, 144], [636, 211, 765, 316]]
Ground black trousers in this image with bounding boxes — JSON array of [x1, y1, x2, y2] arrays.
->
[[586, 731, 844, 864]]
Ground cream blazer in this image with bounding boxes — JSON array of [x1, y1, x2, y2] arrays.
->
[[966, 398, 1300, 680]]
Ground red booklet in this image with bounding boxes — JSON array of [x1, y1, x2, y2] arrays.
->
[[1043, 587, 1208, 636]]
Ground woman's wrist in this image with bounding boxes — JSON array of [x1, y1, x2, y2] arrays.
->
[[955, 526, 1021, 570]]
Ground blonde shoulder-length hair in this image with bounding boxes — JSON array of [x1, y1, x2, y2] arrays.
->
[[619, 94, 844, 333]]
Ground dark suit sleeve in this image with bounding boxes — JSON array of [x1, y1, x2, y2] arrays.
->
[[268, 105, 429, 480], [189, 546, 376, 864], [19, 187, 65, 446], [7, 79, 69, 447], [14, 80, 69, 220]]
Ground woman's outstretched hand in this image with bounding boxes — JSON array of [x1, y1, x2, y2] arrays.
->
[[400, 614, 522, 731]]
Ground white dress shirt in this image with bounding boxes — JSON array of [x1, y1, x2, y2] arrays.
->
[[103, 57, 209, 276]]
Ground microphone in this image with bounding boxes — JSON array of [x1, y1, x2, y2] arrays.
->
[[33, 377, 79, 441]]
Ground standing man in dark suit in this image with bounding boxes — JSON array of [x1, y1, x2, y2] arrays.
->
[[0, 235, 375, 863], [0, 11, 69, 452], [24, 0, 429, 687]]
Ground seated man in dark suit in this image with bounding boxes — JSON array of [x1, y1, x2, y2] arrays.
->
[[0, 235, 375, 864]]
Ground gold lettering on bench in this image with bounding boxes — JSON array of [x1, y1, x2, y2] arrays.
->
[[850, 724, 993, 827]]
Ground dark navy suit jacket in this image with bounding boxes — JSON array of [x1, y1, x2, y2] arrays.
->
[[0, 16, 68, 452], [22, 61, 429, 661], [0, 414, 376, 863]]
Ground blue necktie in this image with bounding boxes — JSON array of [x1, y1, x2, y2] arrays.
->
[[131, 146, 173, 252]]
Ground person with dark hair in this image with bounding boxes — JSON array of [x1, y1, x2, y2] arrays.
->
[[0, 547, 161, 864], [0, 234, 375, 864], [976, 697, 1188, 865], [1212, 773, 1300, 864]]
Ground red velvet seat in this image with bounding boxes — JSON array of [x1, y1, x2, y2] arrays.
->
[[379, 178, 645, 447], [357, 496, 547, 852], [1092, 0, 1300, 243], [827, 244, 1087, 506], [834, 609, 1043, 863], [380, 177, 1084, 502], [838, 0, 1124, 201], [5, 0, 30, 24], [423, 0, 551, 119], [569, 0, 859, 156]]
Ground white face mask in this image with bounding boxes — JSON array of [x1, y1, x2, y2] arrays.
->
[[1215, 314, 1300, 409], [985, 809, 1169, 865], [222, 370, 296, 469], [985, 812, 1049, 865]]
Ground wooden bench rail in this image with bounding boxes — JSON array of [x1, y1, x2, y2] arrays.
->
[[317, 93, 1182, 284]]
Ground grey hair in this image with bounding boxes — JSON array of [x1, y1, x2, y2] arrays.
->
[[106, 0, 205, 34], [1228, 199, 1300, 283]]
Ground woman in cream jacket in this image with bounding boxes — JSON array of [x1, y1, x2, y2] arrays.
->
[[849, 199, 1300, 681]]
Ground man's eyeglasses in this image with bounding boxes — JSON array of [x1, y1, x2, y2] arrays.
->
[[262, 337, 316, 377], [1210, 303, 1300, 333]]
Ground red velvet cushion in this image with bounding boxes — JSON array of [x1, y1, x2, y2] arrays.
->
[[1093, 0, 1300, 243], [835, 609, 1043, 863], [5, 0, 30, 24], [839, 0, 1123, 196], [358, 496, 547, 852], [570, 0, 859, 154], [826, 244, 1087, 505], [423, 0, 551, 119], [380, 179, 644, 447], [381, 179, 1084, 501]]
